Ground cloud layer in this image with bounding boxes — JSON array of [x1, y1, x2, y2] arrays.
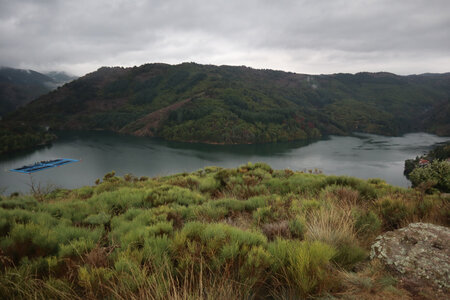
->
[[1, 0, 449, 76]]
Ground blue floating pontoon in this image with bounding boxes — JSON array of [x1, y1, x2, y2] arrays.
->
[[10, 158, 79, 174]]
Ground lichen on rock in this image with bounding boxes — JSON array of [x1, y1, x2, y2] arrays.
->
[[371, 222, 449, 294]]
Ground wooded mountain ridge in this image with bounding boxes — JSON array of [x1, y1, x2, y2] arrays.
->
[[0, 67, 77, 117], [4, 63, 450, 146]]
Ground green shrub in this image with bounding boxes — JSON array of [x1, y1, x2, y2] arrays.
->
[[301, 199, 322, 213], [269, 239, 336, 297], [333, 244, 367, 267], [253, 206, 273, 224], [83, 212, 111, 226], [353, 209, 381, 238], [1, 223, 59, 262], [198, 176, 220, 193], [289, 216, 306, 239], [323, 176, 378, 200], [409, 160, 450, 192], [265, 178, 291, 194], [413, 198, 434, 219], [378, 198, 409, 230], [89, 187, 148, 214], [0, 195, 38, 210], [171, 222, 269, 275], [145, 185, 205, 207], [54, 224, 104, 246], [58, 238, 96, 258], [142, 235, 171, 266], [240, 245, 272, 282], [76, 186, 94, 199], [43, 200, 94, 223]]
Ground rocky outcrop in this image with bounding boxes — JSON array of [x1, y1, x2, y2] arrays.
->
[[371, 222, 449, 295]]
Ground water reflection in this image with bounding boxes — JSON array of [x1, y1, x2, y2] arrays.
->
[[0, 131, 448, 194]]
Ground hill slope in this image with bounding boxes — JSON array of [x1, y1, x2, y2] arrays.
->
[[0, 67, 77, 117], [5, 63, 450, 144], [0, 163, 448, 299]]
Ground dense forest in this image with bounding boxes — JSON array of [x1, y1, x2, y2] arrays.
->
[[0, 163, 448, 299], [1, 63, 449, 154]]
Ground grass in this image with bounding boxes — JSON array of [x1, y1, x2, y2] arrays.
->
[[0, 163, 448, 299]]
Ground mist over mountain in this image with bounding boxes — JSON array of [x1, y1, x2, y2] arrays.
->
[[0, 67, 77, 117]]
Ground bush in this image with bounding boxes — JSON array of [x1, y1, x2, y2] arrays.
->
[[76, 186, 94, 199], [289, 216, 306, 239], [145, 185, 205, 207], [269, 239, 336, 297], [409, 160, 450, 192], [1, 223, 59, 262], [353, 209, 381, 238], [83, 212, 111, 226], [378, 198, 410, 230], [198, 176, 220, 193], [253, 206, 273, 224]]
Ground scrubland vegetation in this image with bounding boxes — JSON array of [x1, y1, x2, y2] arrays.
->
[[404, 142, 450, 193], [0, 163, 448, 299]]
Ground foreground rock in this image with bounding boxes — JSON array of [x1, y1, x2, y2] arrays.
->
[[371, 223, 449, 297]]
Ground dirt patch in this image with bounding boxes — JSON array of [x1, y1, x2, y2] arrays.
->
[[121, 95, 198, 136]]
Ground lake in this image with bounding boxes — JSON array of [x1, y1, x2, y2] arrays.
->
[[1, 131, 449, 194]]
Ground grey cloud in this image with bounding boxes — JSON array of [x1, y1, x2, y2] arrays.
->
[[0, 0, 449, 75]]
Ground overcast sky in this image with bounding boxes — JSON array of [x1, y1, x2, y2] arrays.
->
[[0, 0, 449, 76]]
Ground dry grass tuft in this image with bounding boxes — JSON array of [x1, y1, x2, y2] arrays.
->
[[262, 220, 291, 240], [305, 205, 356, 247]]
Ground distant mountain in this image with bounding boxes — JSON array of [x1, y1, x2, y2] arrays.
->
[[0, 67, 77, 117], [44, 71, 78, 87], [4, 63, 450, 146]]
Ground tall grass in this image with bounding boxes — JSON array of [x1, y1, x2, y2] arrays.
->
[[0, 164, 445, 299]]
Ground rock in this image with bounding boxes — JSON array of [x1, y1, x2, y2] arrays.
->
[[370, 222, 449, 294]]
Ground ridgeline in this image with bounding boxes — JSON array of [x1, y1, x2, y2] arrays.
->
[[1, 63, 449, 154]]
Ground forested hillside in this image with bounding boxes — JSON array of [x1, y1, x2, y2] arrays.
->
[[3, 63, 450, 150], [0, 67, 76, 117]]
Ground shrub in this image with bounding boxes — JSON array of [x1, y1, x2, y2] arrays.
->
[[409, 160, 450, 192], [58, 238, 96, 258], [173, 222, 268, 273], [0, 196, 38, 210], [269, 239, 336, 297], [301, 199, 322, 213], [1, 223, 59, 262], [142, 235, 171, 267], [265, 178, 291, 195], [320, 185, 359, 207], [83, 212, 111, 226], [253, 206, 273, 224], [378, 198, 410, 230], [305, 207, 355, 248], [145, 185, 205, 207], [289, 216, 306, 239], [198, 176, 220, 193], [323, 176, 378, 200], [262, 221, 291, 240], [353, 209, 381, 238], [240, 245, 272, 284], [76, 186, 94, 199], [333, 243, 367, 268], [43, 200, 94, 223], [88, 188, 148, 214], [305, 206, 365, 267]]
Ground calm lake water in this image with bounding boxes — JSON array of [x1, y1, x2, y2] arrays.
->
[[1, 131, 449, 194]]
